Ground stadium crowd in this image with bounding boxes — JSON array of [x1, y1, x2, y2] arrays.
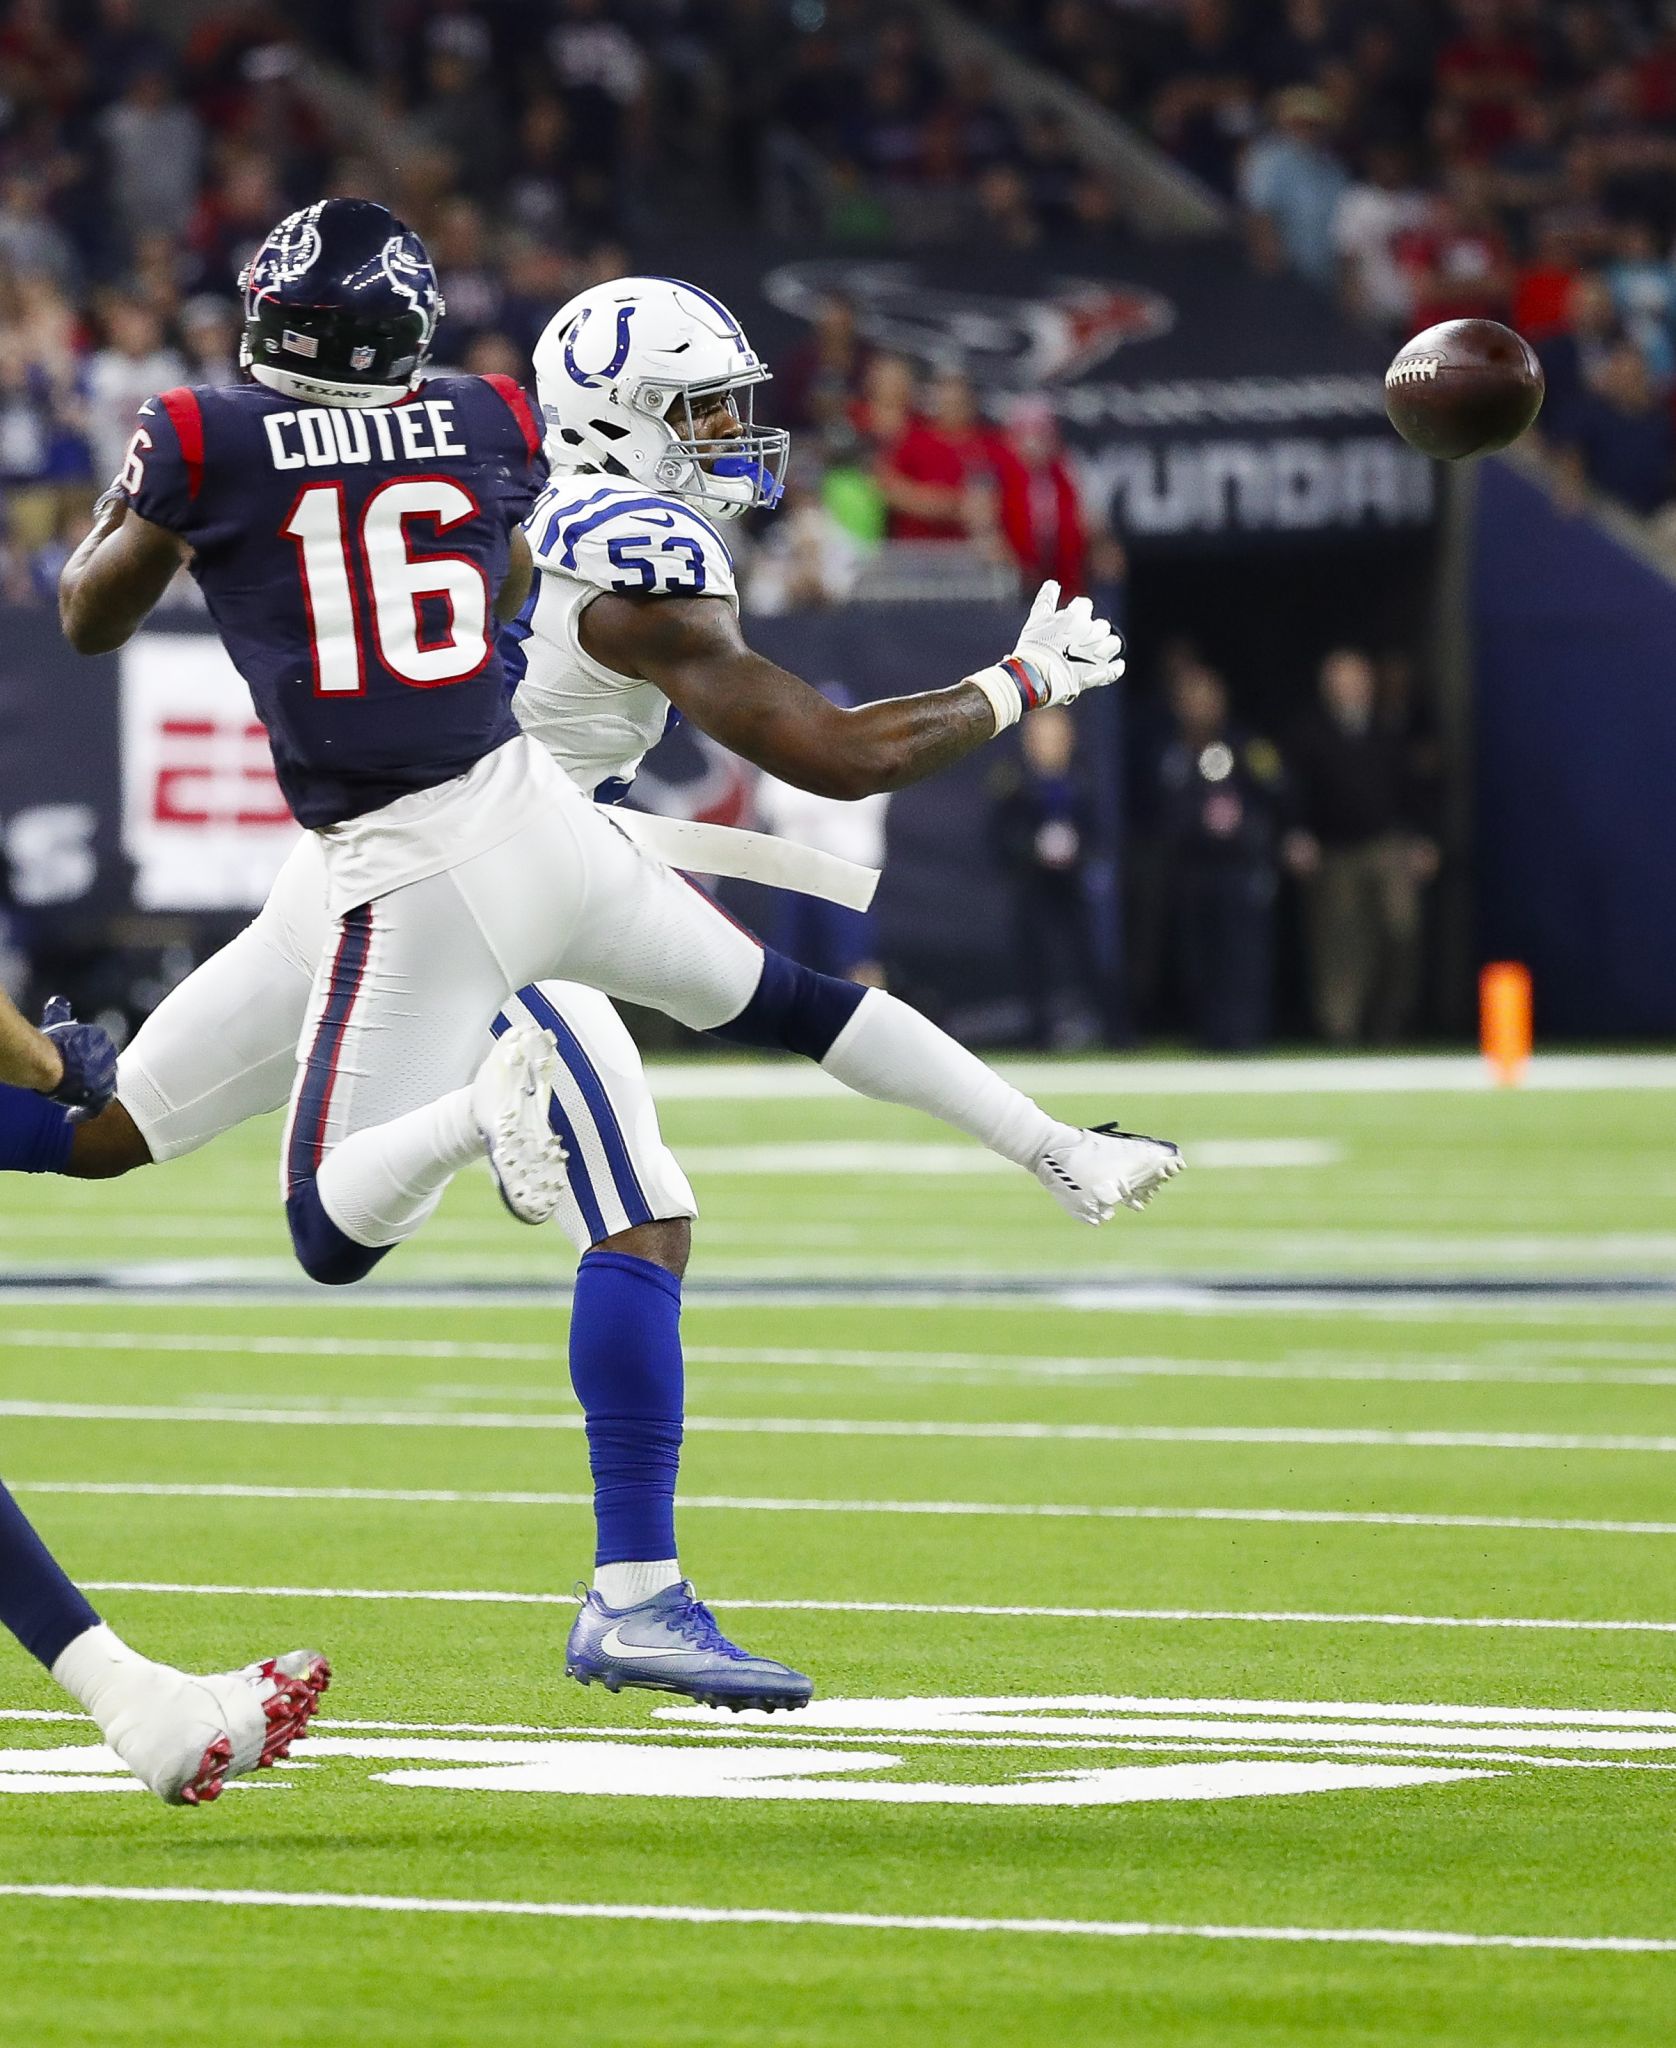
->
[[0, 0, 1124, 599], [976, 0, 1676, 526], [0, 1, 1467, 1049]]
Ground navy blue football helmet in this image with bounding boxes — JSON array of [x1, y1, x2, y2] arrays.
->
[[239, 198, 444, 409]]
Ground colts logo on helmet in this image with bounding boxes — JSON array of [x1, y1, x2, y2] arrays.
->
[[252, 211, 322, 289], [563, 306, 637, 388]]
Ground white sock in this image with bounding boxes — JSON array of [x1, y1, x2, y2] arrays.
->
[[820, 990, 1069, 1169], [316, 1086, 481, 1248], [51, 1622, 162, 1731], [594, 1559, 683, 1608]]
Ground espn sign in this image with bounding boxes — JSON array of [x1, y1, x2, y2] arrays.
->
[[120, 632, 299, 910]]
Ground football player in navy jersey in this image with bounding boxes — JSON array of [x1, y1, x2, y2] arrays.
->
[[52, 215, 1181, 1711]]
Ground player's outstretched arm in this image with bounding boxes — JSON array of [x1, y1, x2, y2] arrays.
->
[[59, 498, 191, 655], [580, 578, 1124, 802]]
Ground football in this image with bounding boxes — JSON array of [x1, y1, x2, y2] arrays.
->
[[1384, 318, 1546, 460]]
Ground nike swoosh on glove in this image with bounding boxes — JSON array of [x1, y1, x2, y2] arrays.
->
[[40, 995, 118, 1118], [966, 580, 1126, 731]]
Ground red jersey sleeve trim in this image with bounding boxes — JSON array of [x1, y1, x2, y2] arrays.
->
[[482, 373, 543, 462], [155, 387, 205, 500]]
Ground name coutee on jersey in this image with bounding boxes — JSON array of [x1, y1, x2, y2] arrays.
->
[[120, 375, 548, 828]]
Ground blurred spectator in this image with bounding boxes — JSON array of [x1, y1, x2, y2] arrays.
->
[[1396, 164, 1514, 327], [1513, 219, 1586, 344], [411, 32, 504, 199], [779, 295, 871, 435], [84, 301, 183, 489], [1283, 648, 1439, 1046], [545, 0, 647, 179], [1150, 658, 1287, 1052], [178, 295, 238, 386], [428, 198, 505, 364], [994, 705, 1103, 1048], [1434, 0, 1542, 155], [0, 172, 78, 289], [990, 396, 1087, 595], [1604, 218, 1676, 388], [1555, 339, 1676, 517], [873, 368, 998, 546], [1333, 141, 1430, 331], [1151, 0, 1258, 194], [99, 68, 204, 249], [1538, 271, 1626, 436], [743, 472, 870, 615], [21, 493, 93, 607], [1240, 86, 1350, 287], [974, 163, 1043, 250]]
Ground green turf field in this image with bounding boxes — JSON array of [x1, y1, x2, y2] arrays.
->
[[1, 1054, 1673, 2045]]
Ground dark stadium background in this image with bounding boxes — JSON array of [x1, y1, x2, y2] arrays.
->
[[0, 0, 1673, 1047]]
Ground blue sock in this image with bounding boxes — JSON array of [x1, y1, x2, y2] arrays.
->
[[569, 1251, 684, 1566], [0, 1084, 74, 1174], [0, 1478, 100, 1669]]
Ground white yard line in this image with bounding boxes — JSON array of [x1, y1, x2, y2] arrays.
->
[[7, 1329, 1674, 1387], [3, 1399, 1674, 1451], [1, 1280, 1673, 1316], [675, 1140, 1339, 1173], [0, 1329, 558, 1363], [686, 1345, 1676, 1389], [71, 1581, 1676, 1632], [641, 1052, 1676, 1098], [16, 1480, 1676, 1537], [0, 1883, 1670, 1951]]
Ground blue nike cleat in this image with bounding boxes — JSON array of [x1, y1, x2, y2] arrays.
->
[[565, 1582, 813, 1712]]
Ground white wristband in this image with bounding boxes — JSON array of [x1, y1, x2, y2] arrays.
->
[[966, 663, 1023, 735]]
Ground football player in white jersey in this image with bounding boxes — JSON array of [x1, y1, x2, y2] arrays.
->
[[24, 276, 1180, 1712]]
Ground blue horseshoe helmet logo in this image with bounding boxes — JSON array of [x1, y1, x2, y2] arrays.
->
[[564, 305, 636, 388]]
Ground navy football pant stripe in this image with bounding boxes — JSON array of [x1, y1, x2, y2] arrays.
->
[[518, 984, 653, 1231], [287, 905, 373, 1195]]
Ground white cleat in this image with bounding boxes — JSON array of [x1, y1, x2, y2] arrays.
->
[[1035, 1121, 1185, 1224], [103, 1650, 331, 1807], [473, 1022, 569, 1224]]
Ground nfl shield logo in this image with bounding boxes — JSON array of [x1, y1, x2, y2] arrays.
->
[[350, 345, 376, 372]]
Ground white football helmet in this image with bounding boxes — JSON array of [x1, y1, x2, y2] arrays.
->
[[532, 276, 788, 521]]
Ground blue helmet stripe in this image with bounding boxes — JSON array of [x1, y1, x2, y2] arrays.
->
[[648, 276, 745, 346]]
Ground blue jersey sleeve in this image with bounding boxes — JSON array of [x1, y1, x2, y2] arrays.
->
[[119, 387, 205, 538]]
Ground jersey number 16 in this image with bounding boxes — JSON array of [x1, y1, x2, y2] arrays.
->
[[282, 478, 492, 697]]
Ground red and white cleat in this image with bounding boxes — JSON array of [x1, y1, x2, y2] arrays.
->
[[104, 1650, 331, 1807]]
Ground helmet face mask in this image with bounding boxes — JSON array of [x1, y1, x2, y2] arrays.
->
[[535, 278, 790, 521], [239, 200, 443, 409], [653, 379, 789, 517]]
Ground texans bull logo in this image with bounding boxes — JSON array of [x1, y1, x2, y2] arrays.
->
[[764, 261, 1173, 388]]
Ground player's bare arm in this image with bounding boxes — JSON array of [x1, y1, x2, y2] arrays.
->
[[495, 526, 534, 625], [582, 591, 994, 800], [59, 499, 191, 655], [581, 577, 1124, 802], [0, 990, 64, 1093], [0, 990, 117, 1116]]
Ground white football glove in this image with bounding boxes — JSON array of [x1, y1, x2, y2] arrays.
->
[[966, 580, 1127, 733]]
